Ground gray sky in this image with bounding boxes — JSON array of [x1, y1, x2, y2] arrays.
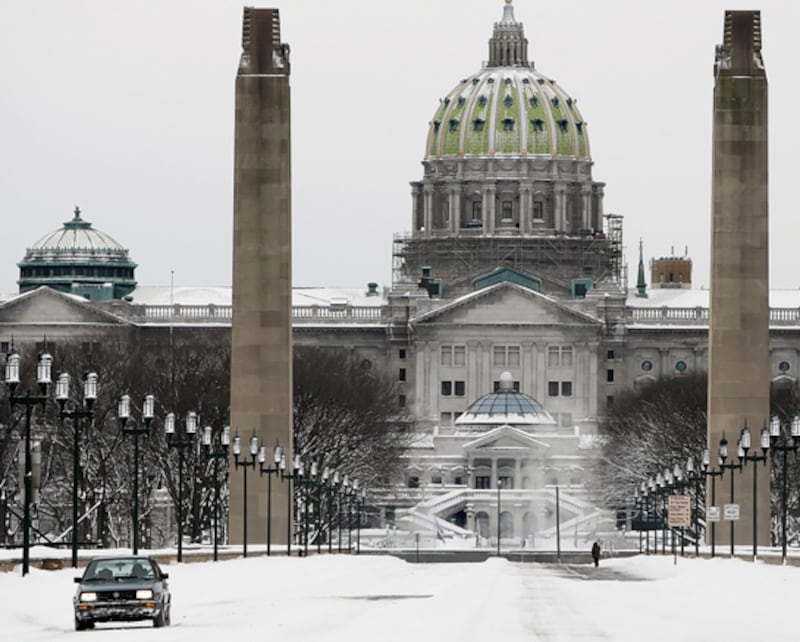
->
[[2, 0, 799, 296]]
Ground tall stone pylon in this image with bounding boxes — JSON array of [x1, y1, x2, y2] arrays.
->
[[707, 11, 769, 549], [229, 8, 292, 549]]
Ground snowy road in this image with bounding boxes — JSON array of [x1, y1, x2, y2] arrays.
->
[[4, 552, 800, 641]]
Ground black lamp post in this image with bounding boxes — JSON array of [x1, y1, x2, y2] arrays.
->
[[321, 466, 333, 554], [768, 415, 800, 564], [718, 433, 744, 558], [356, 485, 366, 554], [281, 453, 304, 556], [738, 422, 769, 559], [117, 393, 155, 555], [164, 411, 198, 562], [639, 481, 651, 555], [232, 432, 259, 558], [684, 456, 703, 558], [257, 442, 282, 556], [496, 478, 502, 557], [202, 425, 230, 561], [55, 371, 98, 569], [304, 461, 319, 556], [4, 350, 52, 577], [701, 447, 724, 558], [347, 478, 359, 554]]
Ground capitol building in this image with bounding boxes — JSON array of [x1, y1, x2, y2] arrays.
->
[[3, 1, 800, 546]]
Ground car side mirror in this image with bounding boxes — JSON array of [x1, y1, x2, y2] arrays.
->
[[74, 577, 82, 583], [161, 573, 169, 580]]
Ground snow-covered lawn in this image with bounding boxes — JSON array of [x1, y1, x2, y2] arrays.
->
[[3, 549, 799, 641]]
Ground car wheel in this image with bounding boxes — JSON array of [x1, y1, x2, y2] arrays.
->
[[153, 608, 166, 628], [75, 619, 93, 631], [165, 605, 171, 626]]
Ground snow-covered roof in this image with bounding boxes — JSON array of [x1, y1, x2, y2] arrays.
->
[[627, 288, 800, 308], [127, 285, 387, 308]]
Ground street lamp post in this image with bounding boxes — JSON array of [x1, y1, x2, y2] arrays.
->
[[257, 442, 283, 556], [738, 422, 769, 559], [701, 447, 724, 558], [202, 425, 230, 562], [718, 434, 744, 558], [356, 485, 366, 555], [164, 411, 198, 562], [684, 457, 703, 558], [496, 478, 502, 557], [55, 371, 98, 569], [321, 467, 333, 554], [3, 350, 53, 576], [232, 432, 259, 558], [768, 415, 800, 564], [281, 453, 304, 556], [347, 479, 359, 554], [117, 393, 155, 555]]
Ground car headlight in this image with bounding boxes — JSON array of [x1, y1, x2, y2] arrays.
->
[[136, 589, 154, 600], [80, 592, 98, 602]]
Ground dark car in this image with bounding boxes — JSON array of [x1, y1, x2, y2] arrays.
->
[[73, 555, 171, 630]]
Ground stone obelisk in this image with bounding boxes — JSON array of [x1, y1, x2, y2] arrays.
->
[[707, 11, 769, 549], [230, 8, 292, 548]]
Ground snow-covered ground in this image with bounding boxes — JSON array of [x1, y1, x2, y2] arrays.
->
[[3, 546, 800, 641]]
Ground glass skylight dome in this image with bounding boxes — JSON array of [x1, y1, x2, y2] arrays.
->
[[456, 372, 556, 426]]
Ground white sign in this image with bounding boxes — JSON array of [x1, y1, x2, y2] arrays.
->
[[668, 495, 692, 528], [723, 504, 740, 521], [707, 506, 721, 522]]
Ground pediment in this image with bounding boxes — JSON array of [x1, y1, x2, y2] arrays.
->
[[0, 287, 129, 326], [463, 425, 551, 452], [412, 282, 600, 327]]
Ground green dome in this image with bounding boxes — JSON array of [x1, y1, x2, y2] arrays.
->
[[426, 68, 589, 159], [425, 1, 589, 160]]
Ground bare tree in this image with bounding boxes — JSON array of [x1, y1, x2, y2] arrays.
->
[[293, 346, 414, 489]]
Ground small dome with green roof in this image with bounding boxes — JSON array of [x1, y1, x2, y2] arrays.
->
[[18, 207, 137, 301]]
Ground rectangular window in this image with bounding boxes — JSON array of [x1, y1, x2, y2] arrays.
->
[[473, 201, 482, 219], [454, 476, 465, 486], [548, 345, 573, 367], [493, 346, 505, 367], [399, 348, 407, 360], [495, 379, 521, 392], [499, 476, 514, 489], [607, 369, 615, 383], [431, 475, 443, 485], [441, 344, 466, 367], [548, 381, 559, 397], [441, 346, 452, 367], [475, 476, 491, 489], [561, 381, 572, 397], [502, 201, 513, 219], [441, 381, 452, 396], [606, 395, 614, 409], [398, 394, 406, 408], [408, 476, 420, 488], [399, 368, 406, 382], [0, 341, 9, 354], [607, 349, 615, 360], [440, 411, 452, 425], [533, 201, 544, 220], [494, 345, 521, 367], [454, 380, 465, 396]]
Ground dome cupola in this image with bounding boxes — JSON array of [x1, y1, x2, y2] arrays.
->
[[456, 372, 556, 427], [18, 206, 137, 301]]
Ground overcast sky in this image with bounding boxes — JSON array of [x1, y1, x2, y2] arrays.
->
[[2, 0, 799, 296]]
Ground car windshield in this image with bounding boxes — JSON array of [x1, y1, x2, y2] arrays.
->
[[84, 559, 156, 581]]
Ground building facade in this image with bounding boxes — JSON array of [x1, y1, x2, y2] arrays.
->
[[3, 2, 799, 547]]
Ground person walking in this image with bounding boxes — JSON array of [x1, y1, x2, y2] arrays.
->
[[591, 541, 601, 567]]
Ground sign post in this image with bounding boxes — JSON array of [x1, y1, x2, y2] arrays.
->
[[668, 495, 691, 565]]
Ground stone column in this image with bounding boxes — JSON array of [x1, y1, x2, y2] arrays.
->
[[230, 8, 292, 546], [423, 184, 434, 235], [707, 11, 770, 548]]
